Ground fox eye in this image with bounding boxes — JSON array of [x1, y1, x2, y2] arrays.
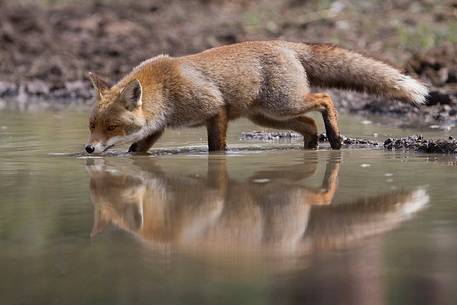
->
[[89, 122, 95, 130], [107, 125, 118, 131]]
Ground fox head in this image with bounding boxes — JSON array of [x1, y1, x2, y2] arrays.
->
[[85, 72, 149, 154]]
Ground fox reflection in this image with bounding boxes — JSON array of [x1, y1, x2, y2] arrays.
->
[[87, 157, 428, 254]]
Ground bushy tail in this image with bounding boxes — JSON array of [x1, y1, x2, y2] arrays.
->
[[294, 43, 429, 105]]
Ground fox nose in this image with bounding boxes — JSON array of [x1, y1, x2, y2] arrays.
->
[[85, 144, 95, 154]]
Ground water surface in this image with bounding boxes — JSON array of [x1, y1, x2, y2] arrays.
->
[[1, 110, 456, 305]]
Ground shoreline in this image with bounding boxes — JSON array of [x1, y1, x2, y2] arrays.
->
[[1, 80, 455, 131], [240, 131, 457, 154]]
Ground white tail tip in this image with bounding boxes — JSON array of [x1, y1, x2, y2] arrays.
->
[[398, 76, 429, 105]]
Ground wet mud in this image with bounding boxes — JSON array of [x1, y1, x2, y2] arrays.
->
[[241, 131, 457, 154], [241, 131, 380, 146], [384, 135, 457, 154]]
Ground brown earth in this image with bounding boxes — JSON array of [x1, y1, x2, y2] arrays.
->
[[0, 0, 455, 128]]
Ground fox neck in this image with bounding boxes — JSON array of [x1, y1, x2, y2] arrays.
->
[[142, 90, 169, 128], [115, 58, 182, 134]]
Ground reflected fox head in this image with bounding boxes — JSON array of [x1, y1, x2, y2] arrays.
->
[[85, 73, 156, 154], [87, 161, 225, 244], [88, 165, 145, 236]]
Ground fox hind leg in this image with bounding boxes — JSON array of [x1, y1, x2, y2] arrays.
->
[[248, 114, 318, 149], [296, 116, 319, 149], [303, 93, 341, 150]]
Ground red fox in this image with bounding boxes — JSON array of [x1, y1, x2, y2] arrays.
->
[[85, 41, 428, 154]]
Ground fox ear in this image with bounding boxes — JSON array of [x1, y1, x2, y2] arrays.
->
[[120, 79, 142, 110], [88, 72, 110, 99]]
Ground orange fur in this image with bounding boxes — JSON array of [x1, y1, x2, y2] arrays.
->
[[86, 41, 428, 153]]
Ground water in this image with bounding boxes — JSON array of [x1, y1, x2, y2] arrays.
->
[[1, 110, 457, 305]]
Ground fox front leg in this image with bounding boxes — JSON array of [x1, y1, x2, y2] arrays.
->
[[206, 108, 228, 152], [128, 130, 164, 154]]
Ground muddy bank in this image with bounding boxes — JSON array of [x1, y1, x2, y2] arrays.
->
[[0, 0, 455, 127], [384, 135, 457, 154], [241, 131, 457, 154], [241, 131, 381, 147]]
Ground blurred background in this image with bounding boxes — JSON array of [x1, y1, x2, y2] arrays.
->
[[1, 0, 455, 124], [0, 0, 455, 87]]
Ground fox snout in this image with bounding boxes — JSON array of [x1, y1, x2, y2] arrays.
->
[[85, 142, 111, 154]]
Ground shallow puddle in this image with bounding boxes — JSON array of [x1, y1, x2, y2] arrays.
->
[[1, 110, 456, 305]]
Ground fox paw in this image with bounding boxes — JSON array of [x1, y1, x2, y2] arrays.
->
[[328, 134, 342, 150], [128, 143, 151, 154], [128, 143, 138, 153], [304, 135, 319, 149]]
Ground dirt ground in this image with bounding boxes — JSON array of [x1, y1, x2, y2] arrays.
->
[[0, 0, 455, 128]]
